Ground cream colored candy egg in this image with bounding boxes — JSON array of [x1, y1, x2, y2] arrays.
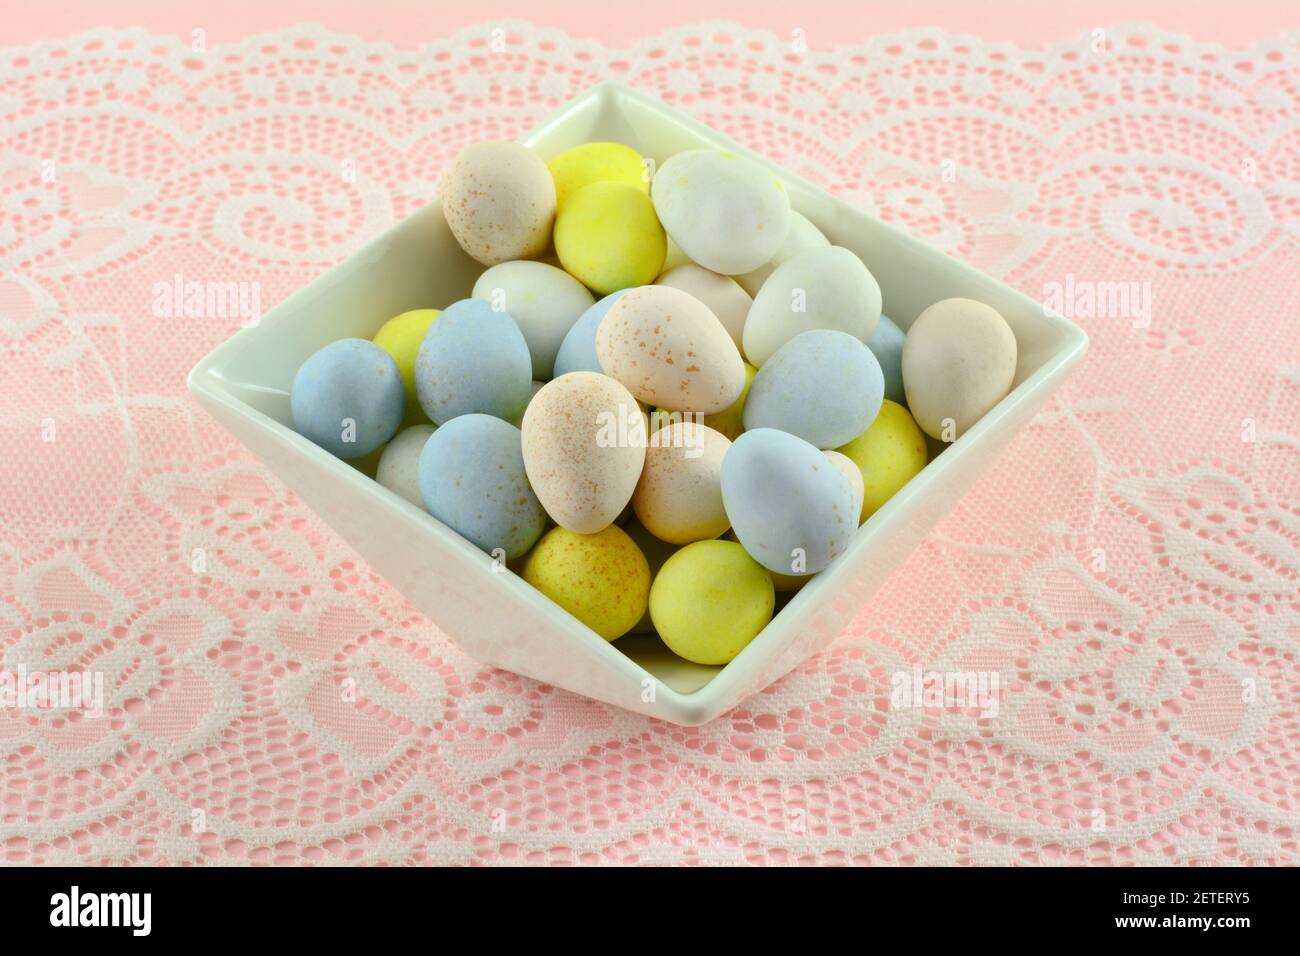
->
[[441, 141, 555, 265], [521, 372, 647, 534], [902, 298, 1018, 441], [654, 264, 752, 354], [596, 285, 745, 414], [632, 421, 731, 545], [650, 149, 791, 275]]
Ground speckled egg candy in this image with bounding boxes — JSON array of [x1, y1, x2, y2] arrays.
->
[[441, 141, 555, 265], [649, 540, 774, 665], [555, 182, 666, 294], [743, 246, 882, 367], [632, 421, 731, 545], [654, 264, 752, 353], [376, 424, 436, 507], [836, 399, 928, 522], [721, 428, 857, 575], [651, 149, 791, 275], [743, 329, 884, 449], [523, 525, 650, 640], [733, 211, 830, 297], [867, 313, 907, 405], [472, 261, 595, 379], [547, 141, 649, 209], [291, 338, 404, 459], [553, 291, 627, 378], [414, 299, 532, 425], [902, 297, 1018, 440], [521, 372, 646, 533], [417, 414, 545, 560], [596, 285, 745, 414]]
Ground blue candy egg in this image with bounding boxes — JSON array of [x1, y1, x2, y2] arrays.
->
[[721, 428, 857, 575], [552, 290, 628, 378], [867, 313, 906, 405], [742, 329, 884, 449], [418, 413, 545, 560], [415, 299, 532, 425], [290, 338, 404, 459]]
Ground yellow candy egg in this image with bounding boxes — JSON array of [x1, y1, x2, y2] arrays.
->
[[554, 181, 666, 295], [373, 308, 440, 426], [523, 525, 650, 641], [547, 141, 649, 209], [649, 540, 774, 665], [835, 399, 928, 522]]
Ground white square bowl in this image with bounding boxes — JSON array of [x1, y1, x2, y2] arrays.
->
[[188, 81, 1087, 726]]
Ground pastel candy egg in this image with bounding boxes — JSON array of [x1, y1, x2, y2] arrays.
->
[[472, 260, 595, 379], [418, 414, 545, 560], [743, 329, 884, 449], [291, 338, 404, 459], [441, 141, 555, 265], [632, 421, 731, 545], [733, 211, 830, 297], [596, 285, 745, 414], [414, 298, 532, 425], [523, 525, 650, 640], [555, 182, 666, 295], [547, 141, 649, 209], [553, 291, 627, 378], [373, 308, 440, 426], [651, 149, 791, 275], [521, 372, 647, 533], [648, 540, 774, 665], [654, 264, 752, 353], [902, 298, 1017, 440], [835, 399, 928, 522], [824, 450, 866, 521], [742, 246, 882, 367], [721, 428, 857, 575], [867, 313, 906, 405], [376, 424, 436, 507]]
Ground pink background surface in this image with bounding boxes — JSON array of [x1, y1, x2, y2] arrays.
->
[[2, 6, 1298, 865], [3, 0, 1298, 47]]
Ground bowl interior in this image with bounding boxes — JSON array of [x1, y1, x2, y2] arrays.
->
[[193, 82, 1084, 700]]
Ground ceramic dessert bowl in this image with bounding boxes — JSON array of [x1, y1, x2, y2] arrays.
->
[[187, 81, 1088, 725]]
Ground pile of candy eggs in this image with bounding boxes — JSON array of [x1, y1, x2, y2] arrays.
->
[[290, 139, 1018, 667]]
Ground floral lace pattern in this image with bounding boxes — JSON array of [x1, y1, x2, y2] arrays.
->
[[1, 22, 1297, 865]]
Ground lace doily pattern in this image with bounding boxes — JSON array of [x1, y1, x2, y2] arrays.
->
[[1, 22, 1297, 865]]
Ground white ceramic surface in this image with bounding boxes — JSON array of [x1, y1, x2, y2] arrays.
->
[[188, 82, 1088, 725]]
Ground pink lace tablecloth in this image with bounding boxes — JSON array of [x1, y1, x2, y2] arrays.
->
[[1, 21, 1298, 866]]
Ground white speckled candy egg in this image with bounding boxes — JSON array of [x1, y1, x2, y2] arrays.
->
[[742, 246, 882, 367], [902, 297, 1018, 441], [521, 372, 647, 533], [440, 142, 555, 265], [733, 211, 830, 297], [651, 149, 791, 275], [654, 264, 752, 354], [596, 286, 745, 414], [376, 424, 436, 507], [743, 329, 884, 449], [473, 260, 595, 379], [632, 421, 731, 545], [720, 428, 857, 575]]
